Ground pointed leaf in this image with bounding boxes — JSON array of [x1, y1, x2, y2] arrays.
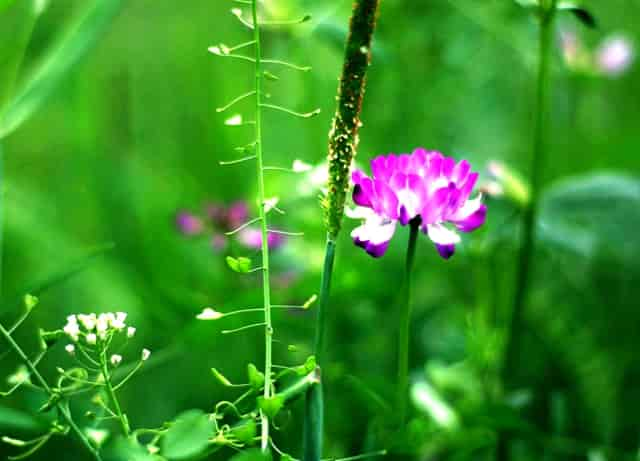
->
[[161, 409, 214, 460], [557, 1, 596, 28], [0, 0, 124, 139], [226, 256, 252, 273]]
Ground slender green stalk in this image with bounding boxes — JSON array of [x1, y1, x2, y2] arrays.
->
[[0, 323, 103, 461], [313, 239, 337, 360], [99, 349, 130, 436], [249, 0, 274, 452], [304, 239, 336, 461], [304, 2, 380, 459], [396, 221, 419, 426], [498, 3, 556, 459]]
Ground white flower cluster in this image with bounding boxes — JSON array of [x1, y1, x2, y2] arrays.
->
[[63, 312, 133, 343]]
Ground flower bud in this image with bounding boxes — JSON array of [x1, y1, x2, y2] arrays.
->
[[110, 354, 122, 367]]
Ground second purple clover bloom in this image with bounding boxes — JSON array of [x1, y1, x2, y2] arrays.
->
[[350, 148, 487, 259]]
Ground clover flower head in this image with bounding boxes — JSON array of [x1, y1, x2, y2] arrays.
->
[[176, 211, 204, 236], [349, 148, 487, 259]]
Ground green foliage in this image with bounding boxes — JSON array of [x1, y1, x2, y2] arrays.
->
[[160, 409, 214, 460]]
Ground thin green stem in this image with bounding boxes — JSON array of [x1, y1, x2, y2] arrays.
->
[[396, 221, 419, 427], [313, 239, 336, 361], [304, 239, 336, 461], [0, 323, 102, 461], [250, 0, 274, 452], [99, 349, 130, 437], [498, 4, 555, 460]]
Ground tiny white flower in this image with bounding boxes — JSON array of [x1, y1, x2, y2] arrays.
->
[[127, 327, 136, 338], [65, 344, 75, 355], [112, 312, 127, 330], [66, 314, 78, 325], [110, 354, 122, 366], [141, 349, 151, 361], [196, 307, 224, 320], [78, 313, 97, 331], [63, 322, 80, 342], [86, 333, 97, 345], [96, 314, 109, 334]]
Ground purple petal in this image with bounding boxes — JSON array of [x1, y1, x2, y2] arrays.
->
[[365, 240, 390, 258], [442, 157, 455, 178], [352, 175, 375, 207], [371, 154, 396, 182], [454, 204, 487, 232], [373, 179, 399, 219], [435, 243, 456, 259], [452, 160, 470, 183], [176, 212, 204, 236]]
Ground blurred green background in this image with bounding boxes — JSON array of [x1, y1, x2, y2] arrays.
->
[[1, 0, 639, 459]]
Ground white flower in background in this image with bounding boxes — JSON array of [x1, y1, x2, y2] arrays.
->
[[596, 35, 635, 77], [560, 29, 635, 78], [127, 327, 136, 338], [110, 354, 122, 366], [63, 316, 80, 342], [141, 349, 151, 361], [78, 313, 97, 331], [65, 344, 75, 355], [86, 333, 97, 345], [96, 314, 109, 336], [112, 312, 127, 330], [196, 308, 224, 320]]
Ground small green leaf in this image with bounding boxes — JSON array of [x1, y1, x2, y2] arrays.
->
[[230, 418, 257, 444], [211, 368, 233, 387], [247, 363, 265, 390], [226, 256, 252, 273], [514, 0, 539, 7], [104, 437, 159, 461], [23, 294, 38, 311], [263, 71, 280, 81], [294, 355, 317, 376], [257, 395, 284, 419], [557, 1, 596, 27], [229, 448, 272, 461], [161, 409, 214, 460]]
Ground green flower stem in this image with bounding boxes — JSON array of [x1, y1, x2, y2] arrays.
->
[[0, 322, 103, 461], [498, 3, 556, 459], [303, 238, 336, 461], [249, 0, 275, 452], [313, 239, 337, 361], [99, 349, 130, 437], [396, 221, 419, 427], [305, 1, 380, 459]]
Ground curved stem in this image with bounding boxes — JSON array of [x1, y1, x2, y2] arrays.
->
[[250, 0, 274, 452], [0, 323, 103, 461], [396, 221, 419, 427], [498, 3, 555, 459], [100, 349, 130, 436]]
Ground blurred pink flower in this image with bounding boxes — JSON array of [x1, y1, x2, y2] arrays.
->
[[175, 211, 204, 236], [596, 35, 635, 77], [237, 228, 286, 251]]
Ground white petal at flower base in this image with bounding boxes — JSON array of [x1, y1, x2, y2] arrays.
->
[[425, 223, 461, 246]]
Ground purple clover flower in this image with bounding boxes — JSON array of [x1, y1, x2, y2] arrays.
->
[[237, 228, 286, 251], [350, 148, 486, 259], [175, 211, 204, 236]]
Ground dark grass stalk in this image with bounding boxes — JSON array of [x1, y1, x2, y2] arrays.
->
[[497, 3, 556, 460], [396, 221, 419, 427], [304, 2, 381, 460]]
